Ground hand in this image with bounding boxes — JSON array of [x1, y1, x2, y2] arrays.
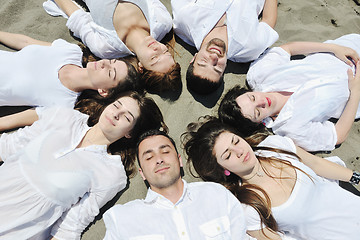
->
[[333, 45, 359, 67], [348, 61, 360, 96]]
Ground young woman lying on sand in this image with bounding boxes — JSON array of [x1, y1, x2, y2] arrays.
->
[[0, 91, 167, 239], [43, 0, 181, 93], [0, 31, 139, 108], [183, 117, 360, 239], [219, 34, 360, 152]]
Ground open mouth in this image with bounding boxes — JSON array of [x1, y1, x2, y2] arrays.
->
[[209, 46, 222, 55]]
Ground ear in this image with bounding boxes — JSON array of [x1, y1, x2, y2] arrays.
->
[[97, 89, 109, 97], [190, 53, 197, 64], [178, 154, 183, 168], [138, 62, 144, 73], [125, 133, 132, 139], [139, 168, 146, 180]]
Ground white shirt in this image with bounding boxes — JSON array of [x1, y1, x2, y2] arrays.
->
[[0, 39, 80, 108], [44, 0, 172, 59], [0, 107, 127, 239], [172, 0, 279, 62], [103, 180, 248, 239], [243, 135, 360, 239], [247, 34, 360, 151]]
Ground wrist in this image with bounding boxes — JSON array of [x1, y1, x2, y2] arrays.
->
[[349, 171, 360, 185]]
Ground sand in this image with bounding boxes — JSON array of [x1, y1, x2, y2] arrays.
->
[[0, 0, 359, 239]]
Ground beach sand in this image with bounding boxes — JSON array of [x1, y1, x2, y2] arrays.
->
[[0, 0, 359, 239]]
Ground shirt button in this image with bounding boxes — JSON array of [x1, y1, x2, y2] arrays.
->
[[217, 226, 221, 231], [182, 231, 185, 236]]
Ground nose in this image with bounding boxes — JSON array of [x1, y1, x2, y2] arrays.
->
[[155, 155, 164, 165], [113, 108, 124, 121], [256, 100, 266, 108], [209, 53, 218, 64], [230, 145, 243, 158]]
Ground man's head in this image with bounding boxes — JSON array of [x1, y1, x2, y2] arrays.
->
[[136, 130, 182, 191], [186, 38, 227, 95]]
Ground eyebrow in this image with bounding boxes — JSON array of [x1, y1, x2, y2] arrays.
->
[[220, 135, 235, 158], [117, 100, 135, 120], [141, 144, 172, 157]]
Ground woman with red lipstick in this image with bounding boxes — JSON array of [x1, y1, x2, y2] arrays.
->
[[183, 117, 360, 240], [219, 34, 360, 152], [0, 31, 138, 109], [43, 0, 181, 93], [0, 91, 167, 239]]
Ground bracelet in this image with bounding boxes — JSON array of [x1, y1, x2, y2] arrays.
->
[[349, 171, 360, 185]]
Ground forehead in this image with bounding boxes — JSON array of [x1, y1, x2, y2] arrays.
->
[[151, 54, 175, 73], [116, 96, 140, 118], [193, 63, 221, 83], [214, 131, 232, 153], [138, 135, 175, 155]]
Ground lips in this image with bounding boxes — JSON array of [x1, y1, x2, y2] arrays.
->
[[243, 152, 250, 163], [148, 41, 156, 48], [105, 116, 115, 126], [209, 46, 222, 56], [266, 97, 271, 107], [155, 166, 170, 173]]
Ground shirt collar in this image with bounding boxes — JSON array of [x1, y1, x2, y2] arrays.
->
[[144, 179, 192, 206]]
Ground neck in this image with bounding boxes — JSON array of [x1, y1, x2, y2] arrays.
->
[[271, 91, 293, 116], [153, 178, 184, 204], [200, 15, 228, 51], [77, 125, 112, 148], [125, 28, 149, 53], [59, 65, 95, 92], [241, 161, 264, 184]]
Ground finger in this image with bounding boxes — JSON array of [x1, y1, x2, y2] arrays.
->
[[347, 68, 354, 80]]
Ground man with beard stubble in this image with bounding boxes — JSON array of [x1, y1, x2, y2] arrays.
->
[[102, 130, 249, 239], [172, 0, 278, 94]]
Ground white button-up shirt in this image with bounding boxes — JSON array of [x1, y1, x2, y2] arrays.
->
[[172, 0, 278, 62], [103, 180, 248, 239]]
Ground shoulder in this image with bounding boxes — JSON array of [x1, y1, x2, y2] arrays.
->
[[188, 181, 232, 196], [37, 107, 88, 126], [258, 135, 296, 152], [51, 39, 81, 52]]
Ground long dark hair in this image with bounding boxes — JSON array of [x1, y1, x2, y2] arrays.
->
[[182, 117, 309, 236], [218, 85, 265, 136], [76, 91, 167, 177]]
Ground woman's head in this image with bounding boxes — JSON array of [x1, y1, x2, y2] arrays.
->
[[76, 91, 167, 176], [218, 85, 266, 136]]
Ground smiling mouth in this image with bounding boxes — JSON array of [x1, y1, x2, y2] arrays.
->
[[148, 41, 156, 48], [209, 46, 222, 55]]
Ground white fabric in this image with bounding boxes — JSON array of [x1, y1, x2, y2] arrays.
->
[[0, 107, 127, 240], [243, 135, 360, 239], [171, 0, 279, 62], [247, 34, 360, 151], [103, 180, 249, 239], [44, 0, 172, 59], [0, 39, 80, 108]]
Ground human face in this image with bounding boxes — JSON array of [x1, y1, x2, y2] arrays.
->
[[236, 92, 279, 123], [137, 36, 175, 73], [193, 38, 227, 83], [138, 135, 182, 191], [98, 96, 140, 143], [213, 131, 257, 177], [87, 59, 128, 93]]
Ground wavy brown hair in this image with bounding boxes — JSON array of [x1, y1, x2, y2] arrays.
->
[[182, 116, 312, 237], [75, 91, 167, 177]]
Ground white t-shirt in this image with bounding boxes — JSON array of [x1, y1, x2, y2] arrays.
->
[[243, 135, 360, 239], [44, 0, 172, 59], [247, 34, 360, 151], [103, 180, 249, 239], [0, 107, 127, 239], [172, 0, 279, 62], [0, 39, 81, 108]]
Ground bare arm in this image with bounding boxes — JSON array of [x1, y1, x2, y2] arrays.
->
[[0, 109, 39, 132], [54, 0, 81, 17], [296, 146, 352, 181], [335, 62, 360, 144], [261, 0, 277, 28], [0, 31, 50, 50], [247, 228, 282, 240], [281, 42, 360, 67]]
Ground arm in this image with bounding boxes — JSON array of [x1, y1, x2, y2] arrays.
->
[[280, 42, 359, 67], [247, 228, 281, 240], [0, 109, 38, 132], [261, 0, 277, 28], [335, 61, 360, 144], [296, 146, 352, 181], [0, 31, 50, 50], [53, 0, 81, 17]]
